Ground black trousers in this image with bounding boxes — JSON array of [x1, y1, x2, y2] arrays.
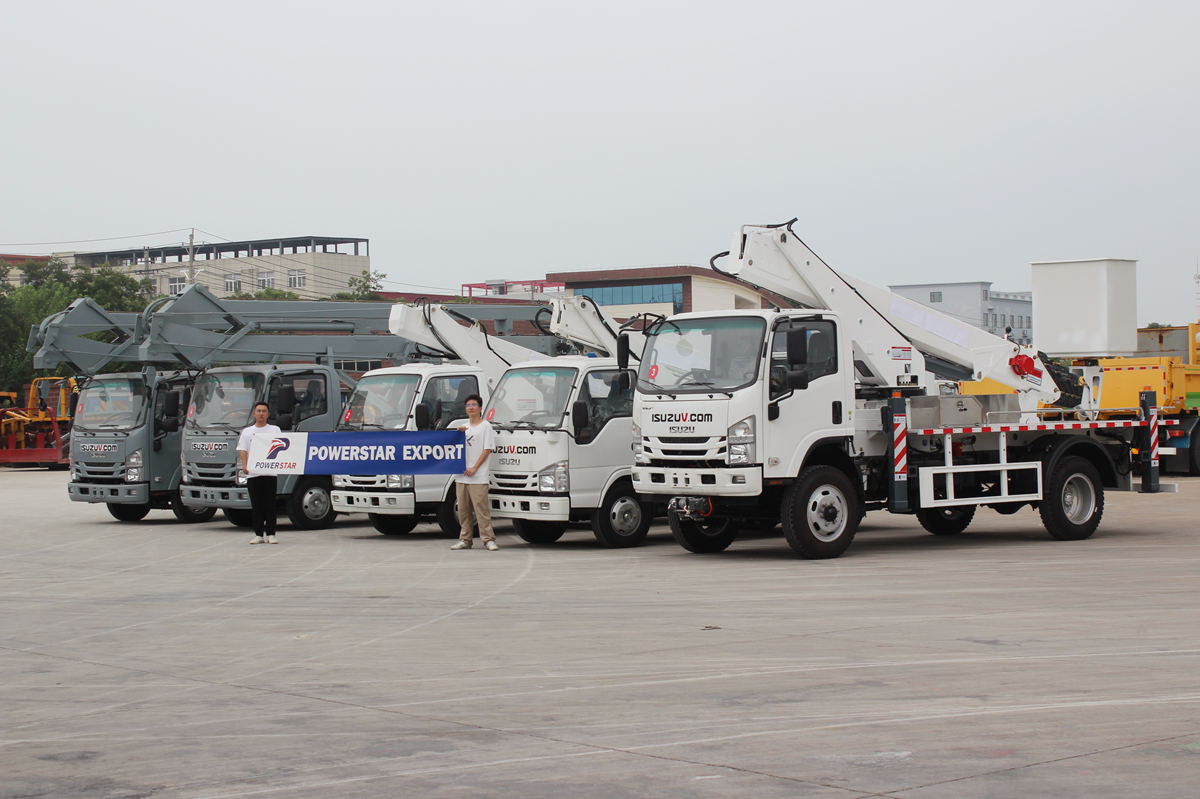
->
[[247, 475, 278, 536]]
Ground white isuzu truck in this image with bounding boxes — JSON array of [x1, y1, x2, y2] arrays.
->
[[626, 219, 1173, 558]]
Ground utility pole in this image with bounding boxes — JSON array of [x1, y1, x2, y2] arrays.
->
[[182, 229, 202, 287]]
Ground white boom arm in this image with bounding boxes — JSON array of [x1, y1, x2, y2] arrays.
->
[[723, 222, 1061, 403], [545, 296, 647, 359], [388, 304, 549, 391]]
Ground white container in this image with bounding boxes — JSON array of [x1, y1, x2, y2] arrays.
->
[[1031, 259, 1137, 357]]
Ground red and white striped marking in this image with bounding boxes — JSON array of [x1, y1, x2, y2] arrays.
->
[[1149, 405, 1160, 466], [893, 412, 908, 481], [916, 418, 1179, 436], [1101, 365, 1163, 371]]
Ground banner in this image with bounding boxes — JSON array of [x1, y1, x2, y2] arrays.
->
[[245, 431, 465, 476]]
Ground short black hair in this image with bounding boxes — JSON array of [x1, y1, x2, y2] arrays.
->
[[253, 401, 270, 411], [463, 394, 484, 407]]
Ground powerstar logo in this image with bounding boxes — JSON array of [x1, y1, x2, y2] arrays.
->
[[498, 444, 537, 454], [266, 438, 291, 459], [191, 441, 228, 452], [650, 412, 714, 423], [78, 442, 119, 454]]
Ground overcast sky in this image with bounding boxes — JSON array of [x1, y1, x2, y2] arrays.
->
[[2, 1, 1198, 325]]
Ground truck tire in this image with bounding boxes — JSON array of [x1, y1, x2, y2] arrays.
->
[[668, 512, 737, 553], [513, 518, 567, 544], [171, 491, 217, 523], [437, 490, 477, 538], [287, 478, 336, 529], [781, 466, 860, 559], [915, 505, 976, 536], [1039, 456, 1104, 541], [1190, 433, 1200, 476], [591, 481, 651, 548], [224, 508, 254, 527], [370, 513, 419, 536], [107, 502, 151, 522]]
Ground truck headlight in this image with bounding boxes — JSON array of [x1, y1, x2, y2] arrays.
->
[[538, 461, 569, 494], [632, 421, 648, 463], [125, 449, 144, 482], [727, 415, 756, 465], [386, 474, 414, 489], [181, 471, 191, 484], [332, 474, 347, 488], [236, 470, 248, 486]]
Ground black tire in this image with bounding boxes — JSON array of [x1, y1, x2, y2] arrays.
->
[[513, 518, 567, 545], [287, 478, 336, 529], [915, 505, 976, 536], [1039, 456, 1104, 541], [437, 488, 477, 538], [370, 513, 419, 536], [1189, 432, 1200, 476], [668, 512, 737, 553], [781, 466, 860, 559], [107, 502, 151, 522], [171, 491, 217, 523], [224, 508, 254, 528], [591, 481, 651, 548]]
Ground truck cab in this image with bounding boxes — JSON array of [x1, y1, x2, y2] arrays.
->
[[179, 363, 343, 529], [67, 369, 213, 522], [485, 355, 650, 547], [331, 363, 485, 536]]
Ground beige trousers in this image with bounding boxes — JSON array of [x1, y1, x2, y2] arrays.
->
[[456, 482, 495, 543]]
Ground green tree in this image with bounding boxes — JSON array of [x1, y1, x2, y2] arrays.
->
[[72, 265, 155, 311], [253, 287, 301, 300], [0, 282, 78, 390], [18, 258, 72, 288], [332, 269, 386, 301]]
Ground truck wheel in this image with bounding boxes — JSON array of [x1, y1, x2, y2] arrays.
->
[[781, 466, 860, 558], [287, 478, 336, 529], [1040, 456, 1104, 540], [370, 513, 419, 536], [591, 482, 651, 548], [107, 502, 151, 522], [915, 505, 976, 535], [668, 512, 736, 553], [513, 518, 567, 544], [437, 490, 477, 538], [1190, 434, 1200, 476], [224, 508, 254, 527], [171, 492, 217, 523]]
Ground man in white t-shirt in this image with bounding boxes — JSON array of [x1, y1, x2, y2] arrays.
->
[[450, 393, 497, 550], [237, 401, 283, 544]]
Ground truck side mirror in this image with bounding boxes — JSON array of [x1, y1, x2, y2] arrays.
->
[[571, 399, 589, 436], [414, 403, 431, 431], [786, 328, 808, 365], [618, 370, 631, 392], [787, 370, 810, 391], [275, 385, 296, 415], [616, 334, 630, 370], [163, 391, 180, 418]]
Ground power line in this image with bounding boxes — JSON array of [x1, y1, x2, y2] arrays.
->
[[0, 228, 193, 248]]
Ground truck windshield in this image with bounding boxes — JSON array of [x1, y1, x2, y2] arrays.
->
[[486, 366, 577, 429], [638, 317, 767, 393], [339, 374, 419, 430], [188, 372, 264, 430], [73, 378, 148, 431]]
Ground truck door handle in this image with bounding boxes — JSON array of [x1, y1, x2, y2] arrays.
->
[[832, 401, 842, 424]]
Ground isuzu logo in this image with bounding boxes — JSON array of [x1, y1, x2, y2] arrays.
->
[[78, 443, 118, 454], [191, 441, 228, 452], [651, 412, 714, 423], [498, 444, 537, 454]]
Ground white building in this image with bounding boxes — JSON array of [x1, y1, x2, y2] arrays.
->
[[57, 236, 370, 300], [890, 281, 1033, 345]]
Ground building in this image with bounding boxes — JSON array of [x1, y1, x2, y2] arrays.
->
[[545, 265, 787, 320], [889, 281, 1033, 345], [55, 235, 371, 300], [0, 254, 52, 286]]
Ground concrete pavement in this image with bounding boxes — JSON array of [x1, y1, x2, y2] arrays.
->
[[2, 468, 1199, 798]]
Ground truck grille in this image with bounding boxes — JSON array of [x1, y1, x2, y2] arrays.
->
[[185, 462, 238, 485], [76, 461, 125, 482], [340, 475, 387, 488], [643, 435, 726, 461], [491, 471, 538, 494]]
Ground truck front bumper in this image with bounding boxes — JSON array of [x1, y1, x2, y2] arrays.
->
[[631, 465, 763, 497], [332, 490, 415, 515], [180, 485, 250, 508], [489, 493, 571, 521], [68, 481, 150, 504]]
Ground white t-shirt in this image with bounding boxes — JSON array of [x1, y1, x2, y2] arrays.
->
[[237, 423, 283, 477], [456, 419, 495, 485]]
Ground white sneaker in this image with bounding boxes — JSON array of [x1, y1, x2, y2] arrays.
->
[[450, 540, 472, 550], [250, 537, 265, 545], [267, 535, 278, 544], [485, 541, 499, 551]]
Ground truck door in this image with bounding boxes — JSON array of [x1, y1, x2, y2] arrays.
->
[[571, 368, 635, 507], [766, 318, 848, 475], [268, 371, 332, 432]]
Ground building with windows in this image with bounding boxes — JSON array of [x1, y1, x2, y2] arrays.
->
[[545, 265, 786, 319], [56, 235, 370, 300], [889, 281, 1034, 345]]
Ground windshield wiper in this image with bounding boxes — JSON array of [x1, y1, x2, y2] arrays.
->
[[638, 380, 677, 398], [678, 380, 734, 397]]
